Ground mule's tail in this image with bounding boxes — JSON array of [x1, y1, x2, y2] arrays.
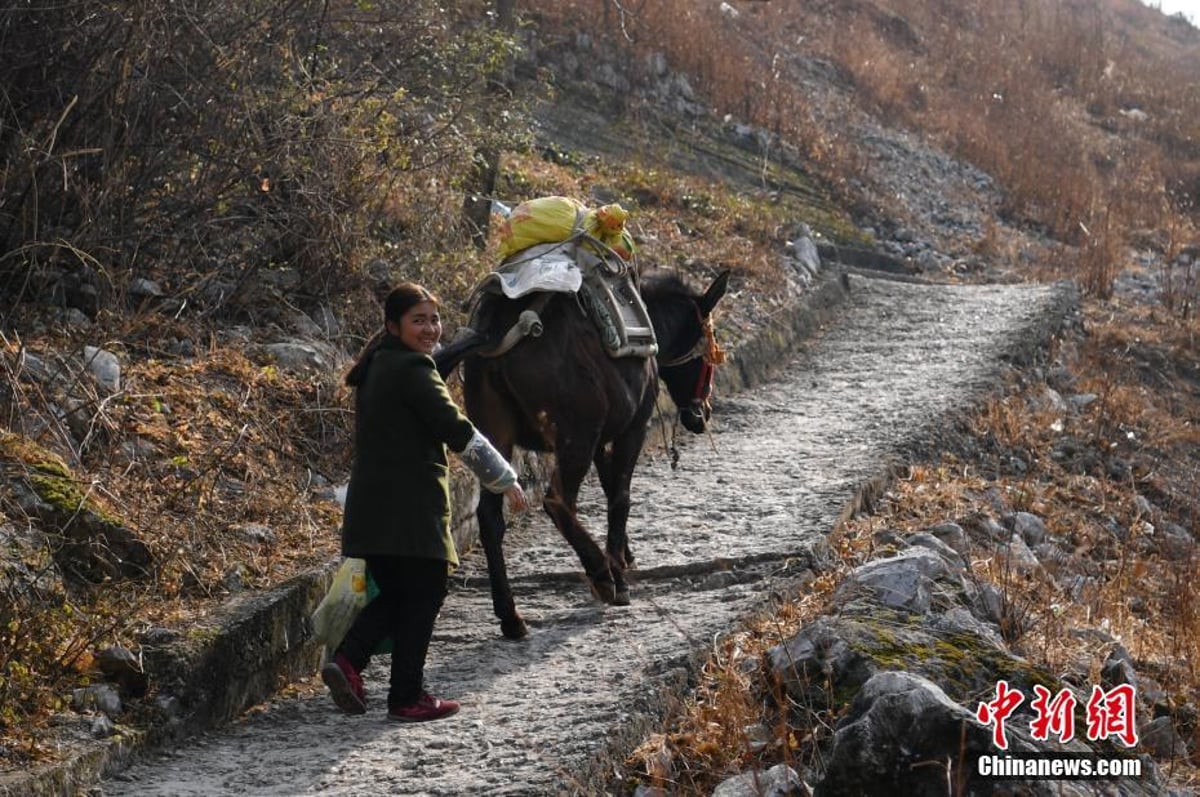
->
[[434, 328, 493, 378]]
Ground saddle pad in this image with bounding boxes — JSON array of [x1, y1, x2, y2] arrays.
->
[[495, 243, 582, 298]]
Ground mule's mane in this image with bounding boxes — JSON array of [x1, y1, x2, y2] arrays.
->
[[639, 269, 699, 302]]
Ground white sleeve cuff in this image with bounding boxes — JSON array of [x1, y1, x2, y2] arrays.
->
[[457, 429, 518, 492]]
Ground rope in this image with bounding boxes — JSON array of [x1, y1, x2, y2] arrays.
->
[[701, 314, 727, 365], [659, 311, 727, 368], [656, 406, 680, 471]]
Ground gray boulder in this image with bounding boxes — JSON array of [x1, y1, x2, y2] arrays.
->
[[814, 671, 992, 796], [712, 763, 807, 797]]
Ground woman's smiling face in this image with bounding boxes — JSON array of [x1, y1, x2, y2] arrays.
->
[[393, 300, 442, 354]]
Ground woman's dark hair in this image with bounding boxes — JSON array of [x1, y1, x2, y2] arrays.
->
[[345, 282, 440, 386], [384, 282, 438, 325]]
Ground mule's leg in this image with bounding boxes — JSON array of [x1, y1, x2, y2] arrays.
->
[[542, 438, 619, 604], [462, 358, 529, 640], [591, 453, 631, 606], [592, 428, 648, 606], [476, 488, 527, 640]]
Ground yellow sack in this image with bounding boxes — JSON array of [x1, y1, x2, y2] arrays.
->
[[588, 203, 628, 235], [311, 557, 368, 650], [497, 196, 587, 259], [582, 204, 636, 261]]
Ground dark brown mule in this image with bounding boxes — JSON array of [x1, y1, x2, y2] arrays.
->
[[437, 268, 730, 639]]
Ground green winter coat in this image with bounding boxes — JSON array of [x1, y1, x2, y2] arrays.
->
[[340, 335, 475, 566]]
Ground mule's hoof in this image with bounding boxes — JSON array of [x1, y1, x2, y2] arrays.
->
[[589, 578, 618, 605], [614, 589, 631, 606], [501, 615, 528, 640]]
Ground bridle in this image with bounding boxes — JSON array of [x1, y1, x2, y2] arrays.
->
[[656, 307, 726, 469], [657, 308, 727, 404]]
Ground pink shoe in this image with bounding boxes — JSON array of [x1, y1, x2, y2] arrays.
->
[[387, 692, 460, 723], [321, 653, 366, 715]]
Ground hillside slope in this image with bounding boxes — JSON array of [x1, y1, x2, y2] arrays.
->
[[524, 9, 1199, 793], [2, 0, 1198, 793]]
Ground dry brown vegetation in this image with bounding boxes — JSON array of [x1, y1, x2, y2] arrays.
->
[[2, 0, 1199, 790], [544, 0, 1200, 284], [627, 300, 1200, 793], [548, 0, 1199, 792]]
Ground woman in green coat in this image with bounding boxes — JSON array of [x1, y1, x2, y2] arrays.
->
[[322, 282, 528, 723]]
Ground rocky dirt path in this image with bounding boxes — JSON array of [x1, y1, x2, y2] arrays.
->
[[95, 272, 1075, 796]]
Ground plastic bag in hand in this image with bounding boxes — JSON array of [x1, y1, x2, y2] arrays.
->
[[311, 557, 368, 649]]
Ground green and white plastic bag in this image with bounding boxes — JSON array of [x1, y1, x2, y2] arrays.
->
[[311, 557, 368, 651]]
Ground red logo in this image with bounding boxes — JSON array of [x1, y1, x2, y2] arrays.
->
[[1086, 684, 1139, 748], [977, 681, 1139, 750], [976, 680, 1025, 750]]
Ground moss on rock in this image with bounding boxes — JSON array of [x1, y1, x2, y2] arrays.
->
[[1, 429, 151, 582]]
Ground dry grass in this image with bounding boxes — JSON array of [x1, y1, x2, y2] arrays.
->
[[627, 574, 842, 793], [628, 297, 1200, 793], [539, 0, 1200, 297], [498, 153, 797, 286]]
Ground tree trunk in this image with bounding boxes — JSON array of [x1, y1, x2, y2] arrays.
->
[[461, 0, 517, 251], [462, 146, 501, 251], [496, 0, 514, 27]]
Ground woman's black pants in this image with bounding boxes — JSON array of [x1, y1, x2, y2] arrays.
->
[[337, 555, 448, 708]]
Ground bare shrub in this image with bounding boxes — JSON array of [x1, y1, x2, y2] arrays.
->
[[1076, 206, 1125, 299], [0, 1, 522, 320]]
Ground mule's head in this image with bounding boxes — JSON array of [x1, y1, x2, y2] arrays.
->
[[645, 269, 731, 434]]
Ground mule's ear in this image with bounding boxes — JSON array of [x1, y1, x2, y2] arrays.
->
[[699, 269, 731, 316]]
